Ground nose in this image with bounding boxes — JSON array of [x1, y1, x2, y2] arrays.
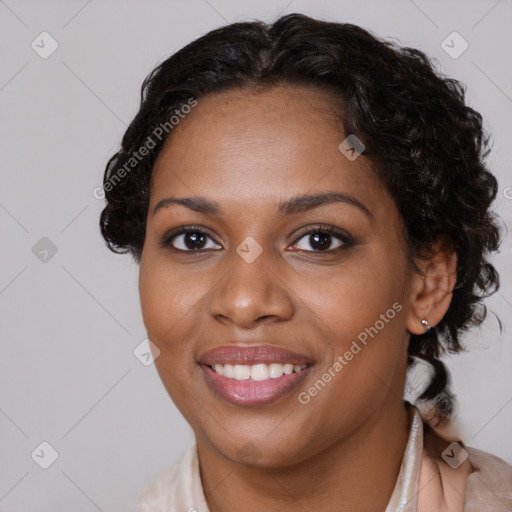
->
[[208, 247, 295, 329]]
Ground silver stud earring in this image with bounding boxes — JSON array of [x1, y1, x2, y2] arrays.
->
[[421, 319, 432, 331]]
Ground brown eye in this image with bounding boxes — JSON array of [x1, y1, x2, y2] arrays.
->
[[289, 225, 354, 253], [161, 227, 222, 252]]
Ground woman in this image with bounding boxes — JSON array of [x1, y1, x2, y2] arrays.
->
[[99, 13, 512, 511]]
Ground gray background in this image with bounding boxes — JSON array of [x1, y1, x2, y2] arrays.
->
[[1, 0, 511, 510]]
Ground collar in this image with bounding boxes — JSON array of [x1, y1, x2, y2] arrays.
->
[[385, 404, 424, 511]]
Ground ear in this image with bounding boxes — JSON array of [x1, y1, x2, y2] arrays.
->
[[406, 243, 457, 335]]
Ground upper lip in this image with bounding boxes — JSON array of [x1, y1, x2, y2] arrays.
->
[[198, 343, 314, 366]]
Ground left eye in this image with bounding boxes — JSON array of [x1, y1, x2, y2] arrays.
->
[[290, 229, 350, 253]]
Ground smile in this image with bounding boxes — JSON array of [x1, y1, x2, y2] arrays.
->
[[198, 344, 313, 406], [201, 364, 312, 407]]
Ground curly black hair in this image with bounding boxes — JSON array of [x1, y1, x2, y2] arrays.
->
[[99, 13, 501, 422]]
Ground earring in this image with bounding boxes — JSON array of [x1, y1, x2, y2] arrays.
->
[[421, 319, 432, 331]]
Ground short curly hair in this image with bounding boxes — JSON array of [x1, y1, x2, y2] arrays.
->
[[99, 13, 501, 421]]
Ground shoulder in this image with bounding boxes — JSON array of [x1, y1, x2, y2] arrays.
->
[[136, 444, 201, 512], [421, 422, 512, 510], [464, 445, 512, 510]]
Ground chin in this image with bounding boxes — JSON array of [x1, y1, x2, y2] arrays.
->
[[220, 439, 306, 469]]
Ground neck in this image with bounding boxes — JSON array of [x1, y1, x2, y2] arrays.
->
[[198, 399, 411, 512]]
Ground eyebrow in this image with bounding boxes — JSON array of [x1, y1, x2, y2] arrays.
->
[[152, 191, 372, 218]]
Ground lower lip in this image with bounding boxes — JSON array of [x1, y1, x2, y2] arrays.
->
[[200, 365, 312, 406]]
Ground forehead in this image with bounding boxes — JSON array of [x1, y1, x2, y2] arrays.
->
[[150, 85, 383, 212]]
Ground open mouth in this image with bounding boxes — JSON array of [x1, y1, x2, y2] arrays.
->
[[198, 343, 314, 406]]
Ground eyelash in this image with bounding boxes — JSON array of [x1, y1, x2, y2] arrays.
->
[[160, 224, 355, 255]]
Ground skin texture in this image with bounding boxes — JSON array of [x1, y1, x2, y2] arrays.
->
[[138, 84, 457, 511]]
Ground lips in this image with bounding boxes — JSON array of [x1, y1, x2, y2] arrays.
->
[[198, 344, 314, 407]]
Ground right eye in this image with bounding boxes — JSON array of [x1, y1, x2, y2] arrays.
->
[[161, 226, 222, 252]]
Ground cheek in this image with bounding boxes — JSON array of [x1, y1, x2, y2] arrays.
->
[[295, 284, 406, 435], [138, 252, 207, 412], [139, 251, 201, 335], [300, 250, 407, 393], [138, 254, 207, 377], [300, 251, 405, 342]]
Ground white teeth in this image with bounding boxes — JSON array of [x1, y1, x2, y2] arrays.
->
[[211, 362, 308, 380], [251, 364, 269, 381], [269, 363, 284, 378], [234, 365, 251, 380], [283, 364, 294, 374], [223, 364, 234, 378]]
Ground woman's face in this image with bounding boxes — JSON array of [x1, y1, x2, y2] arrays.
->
[[139, 84, 417, 467]]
